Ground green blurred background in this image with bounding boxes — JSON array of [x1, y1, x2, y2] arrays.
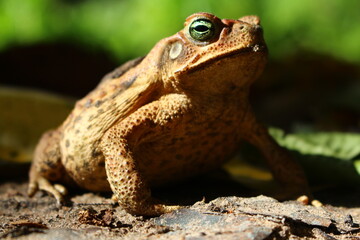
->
[[1, 0, 360, 62]]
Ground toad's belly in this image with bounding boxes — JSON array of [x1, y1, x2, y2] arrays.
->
[[135, 122, 239, 186]]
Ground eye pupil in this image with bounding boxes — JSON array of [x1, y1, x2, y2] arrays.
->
[[195, 25, 209, 32], [189, 18, 216, 41]]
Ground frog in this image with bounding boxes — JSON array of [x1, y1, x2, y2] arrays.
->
[[28, 12, 309, 216]]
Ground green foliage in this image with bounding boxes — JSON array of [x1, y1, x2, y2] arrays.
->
[[0, 0, 360, 62], [270, 128, 360, 185]]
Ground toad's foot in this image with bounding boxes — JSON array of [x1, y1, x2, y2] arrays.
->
[[112, 194, 182, 216], [28, 175, 67, 204], [112, 195, 183, 216], [28, 129, 68, 204], [122, 200, 183, 216]]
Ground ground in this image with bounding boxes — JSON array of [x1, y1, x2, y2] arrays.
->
[[1, 169, 360, 240]]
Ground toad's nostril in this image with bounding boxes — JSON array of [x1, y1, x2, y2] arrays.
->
[[252, 44, 267, 53]]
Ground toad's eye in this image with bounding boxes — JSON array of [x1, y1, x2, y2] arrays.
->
[[189, 18, 215, 41]]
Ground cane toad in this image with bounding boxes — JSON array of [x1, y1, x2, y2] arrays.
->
[[28, 12, 309, 216]]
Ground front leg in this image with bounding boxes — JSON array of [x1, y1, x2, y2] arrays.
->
[[240, 108, 310, 198], [100, 94, 190, 216]]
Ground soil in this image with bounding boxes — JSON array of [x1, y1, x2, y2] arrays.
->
[[1, 171, 360, 240]]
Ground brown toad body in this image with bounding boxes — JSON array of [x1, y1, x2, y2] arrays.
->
[[28, 13, 309, 216]]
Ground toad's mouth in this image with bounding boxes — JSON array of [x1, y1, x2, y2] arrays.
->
[[175, 44, 267, 75], [217, 44, 268, 61]]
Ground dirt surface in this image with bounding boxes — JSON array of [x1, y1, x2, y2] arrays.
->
[[1, 176, 360, 240]]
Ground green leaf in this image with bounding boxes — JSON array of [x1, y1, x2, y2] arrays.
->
[[269, 128, 360, 185]]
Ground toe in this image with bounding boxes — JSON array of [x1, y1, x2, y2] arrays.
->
[[27, 181, 39, 197], [33, 176, 66, 204]]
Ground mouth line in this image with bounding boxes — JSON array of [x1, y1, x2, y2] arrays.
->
[[178, 44, 267, 74], [220, 44, 267, 58]]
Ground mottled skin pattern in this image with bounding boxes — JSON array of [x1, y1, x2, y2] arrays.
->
[[28, 13, 309, 216]]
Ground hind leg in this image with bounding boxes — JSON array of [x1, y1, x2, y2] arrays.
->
[[28, 129, 69, 203], [239, 109, 310, 199]]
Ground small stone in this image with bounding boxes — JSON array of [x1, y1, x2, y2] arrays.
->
[[311, 200, 323, 208], [296, 195, 309, 205]]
